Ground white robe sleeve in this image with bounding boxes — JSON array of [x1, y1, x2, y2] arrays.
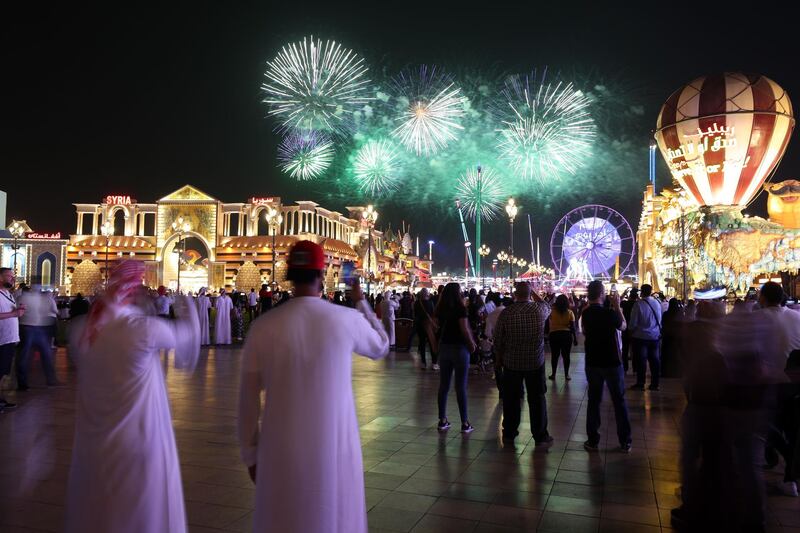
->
[[353, 300, 390, 359], [152, 295, 201, 372], [238, 334, 262, 467]]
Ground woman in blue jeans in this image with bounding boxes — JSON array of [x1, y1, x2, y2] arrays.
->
[[434, 283, 477, 433]]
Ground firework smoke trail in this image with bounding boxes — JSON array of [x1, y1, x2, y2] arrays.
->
[[497, 70, 596, 183], [277, 131, 334, 180], [261, 36, 372, 136], [389, 66, 466, 156], [455, 165, 507, 221], [352, 139, 402, 196]]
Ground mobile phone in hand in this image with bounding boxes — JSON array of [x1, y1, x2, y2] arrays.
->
[[341, 261, 357, 289]]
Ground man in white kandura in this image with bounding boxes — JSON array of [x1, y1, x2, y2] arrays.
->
[[379, 290, 399, 347], [196, 287, 211, 345], [64, 260, 200, 533], [214, 287, 232, 345], [238, 240, 389, 533]]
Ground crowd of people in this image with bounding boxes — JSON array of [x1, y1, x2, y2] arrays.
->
[[1, 243, 800, 531]]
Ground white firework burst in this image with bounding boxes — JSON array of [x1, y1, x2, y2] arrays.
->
[[390, 66, 466, 156], [277, 131, 334, 180], [455, 166, 507, 221], [353, 139, 402, 196], [262, 36, 371, 136], [497, 70, 596, 183]]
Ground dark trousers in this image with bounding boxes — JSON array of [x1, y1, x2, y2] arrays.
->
[[549, 331, 572, 377], [416, 327, 437, 366], [502, 366, 549, 441], [438, 343, 469, 423], [16, 325, 57, 388], [248, 305, 257, 322], [632, 338, 661, 388], [0, 342, 15, 378], [586, 365, 632, 447], [621, 331, 632, 372]]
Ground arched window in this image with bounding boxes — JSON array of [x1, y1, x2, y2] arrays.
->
[[113, 209, 126, 236], [41, 259, 52, 287], [256, 211, 270, 236]]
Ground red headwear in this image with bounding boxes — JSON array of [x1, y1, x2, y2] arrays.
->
[[288, 240, 325, 270], [81, 260, 145, 346]]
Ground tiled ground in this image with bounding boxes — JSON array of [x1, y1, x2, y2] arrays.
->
[[1, 341, 799, 532]]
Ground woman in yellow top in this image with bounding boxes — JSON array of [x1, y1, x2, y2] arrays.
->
[[548, 294, 578, 381]]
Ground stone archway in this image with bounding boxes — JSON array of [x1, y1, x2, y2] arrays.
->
[[162, 231, 213, 293]]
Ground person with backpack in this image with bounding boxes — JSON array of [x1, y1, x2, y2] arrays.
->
[[628, 284, 662, 391]]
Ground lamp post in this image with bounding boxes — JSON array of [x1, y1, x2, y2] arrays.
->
[[362, 205, 378, 297], [505, 197, 519, 280], [515, 257, 527, 280], [497, 250, 509, 289], [428, 240, 434, 261], [492, 259, 498, 287], [265, 207, 283, 286], [478, 244, 490, 288], [100, 220, 114, 286], [171, 216, 191, 294], [9, 221, 25, 279]]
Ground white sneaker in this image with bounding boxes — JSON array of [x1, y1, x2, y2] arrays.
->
[[780, 481, 798, 497], [432, 364, 440, 371]]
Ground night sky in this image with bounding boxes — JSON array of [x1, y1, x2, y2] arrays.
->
[[4, 5, 798, 272]]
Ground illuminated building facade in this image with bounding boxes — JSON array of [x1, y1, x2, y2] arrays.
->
[[0, 220, 68, 288], [65, 185, 432, 295]]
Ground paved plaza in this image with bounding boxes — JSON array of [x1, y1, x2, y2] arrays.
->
[[1, 343, 799, 533]]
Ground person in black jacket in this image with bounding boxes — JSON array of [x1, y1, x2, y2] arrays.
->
[[413, 289, 436, 369], [69, 293, 90, 318]]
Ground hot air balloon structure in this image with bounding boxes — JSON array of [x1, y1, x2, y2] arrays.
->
[[640, 73, 800, 297], [655, 73, 794, 207]]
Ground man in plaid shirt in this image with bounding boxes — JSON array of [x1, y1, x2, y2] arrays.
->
[[494, 282, 553, 446]]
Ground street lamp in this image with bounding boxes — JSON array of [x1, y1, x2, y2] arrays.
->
[[492, 259, 498, 286], [9, 221, 25, 280], [362, 205, 378, 298], [265, 207, 283, 286], [100, 220, 114, 286], [478, 244, 491, 288], [515, 257, 527, 279], [171, 216, 191, 294], [505, 197, 519, 280], [428, 240, 434, 261]]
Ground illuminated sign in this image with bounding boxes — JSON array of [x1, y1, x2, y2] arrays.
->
[[105, 195, 134, 205], [249, 197, 277, 206], [26, 232, 62, 239]]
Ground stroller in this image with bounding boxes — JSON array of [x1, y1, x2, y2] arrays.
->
[[474, 335, 495, 375]]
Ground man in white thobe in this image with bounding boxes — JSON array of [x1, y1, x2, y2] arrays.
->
[[214, 289, 233, 344], [379, 290, 400, 346], [65, 260, 200, 533], [196, 287, 211, 345], [238, 240, 389, 533]]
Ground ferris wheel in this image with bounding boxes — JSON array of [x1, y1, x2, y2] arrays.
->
[[550, 204, 635, 279]]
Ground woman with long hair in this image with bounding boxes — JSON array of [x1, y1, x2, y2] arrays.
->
[[548, 294, 577, 381], [434, 283, 477, 433]]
